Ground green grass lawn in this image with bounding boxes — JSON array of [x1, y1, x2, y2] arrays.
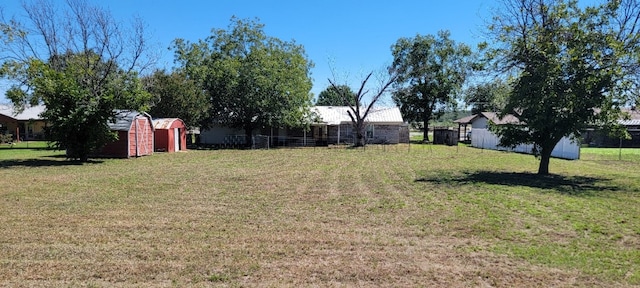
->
[[0, 144, 639, 286]]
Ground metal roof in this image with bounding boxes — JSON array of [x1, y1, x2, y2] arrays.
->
[[313, 106, 404, 125], [453, 114, 476, 124], [478, 112, 521, 125], [108, 110, 153, 131], [0, 104, 45, 120], [152, 118, 184, 130], [619, 119, 640, 126], [454, 112, 521, 125]]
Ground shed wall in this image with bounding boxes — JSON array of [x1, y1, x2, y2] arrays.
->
[[100, 131, 130, 158], [129, 117, 153, 157], [471, 128, 580, 160]]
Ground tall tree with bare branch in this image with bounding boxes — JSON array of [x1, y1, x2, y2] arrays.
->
[[328, 72, 396, 147]]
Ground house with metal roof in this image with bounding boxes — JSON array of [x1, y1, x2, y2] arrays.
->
[[583, 108, 640, 147], [0, 104, 47, 141], [198, 106, 409, 147], [311, 106, 408, 145]]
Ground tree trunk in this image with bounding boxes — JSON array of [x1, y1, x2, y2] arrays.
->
[[423, 119, 430, 143], [422, 125, 429, 143], [422, 110, 432, 143], [355, 128, 365, 147], [537, 148, 552, 175]]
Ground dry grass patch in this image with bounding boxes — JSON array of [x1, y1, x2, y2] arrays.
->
[[0, 145, 639, 286]]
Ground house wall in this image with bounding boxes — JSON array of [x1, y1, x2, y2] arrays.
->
[[372, 124, 401, 144], [326, 123, 402, 144], [0, 114, 18, 139], [23, 120, 47, 140]]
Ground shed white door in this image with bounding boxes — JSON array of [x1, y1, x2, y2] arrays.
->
[[174, 128, 180, 151]]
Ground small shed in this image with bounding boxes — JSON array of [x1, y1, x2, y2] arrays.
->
[[433, 127, 459, 146], [100, 110, 154, 158], [153, 118, 187, 152]]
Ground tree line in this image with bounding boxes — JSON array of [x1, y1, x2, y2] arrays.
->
[[1, 0, 639, 175]]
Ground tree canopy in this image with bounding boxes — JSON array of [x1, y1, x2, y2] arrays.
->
[[143, 69, 209, 130], [316, 84, 357, 106], [464, 78, 510, 114], [390, 31, 474, 141], [172, 17, 313, 147], [0, 0, 152, 161], [487, 0, 640, 174]]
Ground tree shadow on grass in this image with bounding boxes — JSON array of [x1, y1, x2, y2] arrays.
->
[[415, 171, 621, 196], [0, 156, 103, 168]]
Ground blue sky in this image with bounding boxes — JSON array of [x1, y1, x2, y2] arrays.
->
[[1, 0, 493, 103]]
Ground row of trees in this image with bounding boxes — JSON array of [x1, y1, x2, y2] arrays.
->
[[1, 0, 639, 174]]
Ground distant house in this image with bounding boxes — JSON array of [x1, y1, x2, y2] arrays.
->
[[199, 106, 409, 147], [0, 104, 47, 141], [99, 110, 154, 158], [311, 106, 409, 145], [455, 112, 580, 160], [583, 108, 640, 147], [152, 118, 187, 152]]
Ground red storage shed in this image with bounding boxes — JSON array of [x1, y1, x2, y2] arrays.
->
[[100, 110, 154, 158], [152, 118, 187, 152]]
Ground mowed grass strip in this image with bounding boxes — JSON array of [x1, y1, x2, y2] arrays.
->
[[0, 144, 639, 286]]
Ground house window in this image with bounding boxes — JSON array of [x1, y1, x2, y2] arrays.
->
[[366, 125, 374, 139]]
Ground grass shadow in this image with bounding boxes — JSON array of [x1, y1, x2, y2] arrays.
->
[[0, 157, 103, 168], [415, 171, 620, 196]]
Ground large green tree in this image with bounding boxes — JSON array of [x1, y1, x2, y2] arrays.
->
[[0, 0, 152, 161], [172, 17, 313, 147], [316, 84, 357, 106], [143, 69, 209, 130], [487, 0, 640, 175], [464, 78, 510, 114], [390, 31, 474, 141]]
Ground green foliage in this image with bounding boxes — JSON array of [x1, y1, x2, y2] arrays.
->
[[172, 17, 314, 146], [143, 69, 209, 129], [12, 52, 150, 161], [487, 0, 640, 174], [0, 133, 12, 144], [315, 84, 357, 106], [464, 78, 510, 114], [0, 0, 153, 162], [390, 30, 474, 141]]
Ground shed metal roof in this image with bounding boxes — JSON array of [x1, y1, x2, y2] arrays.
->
[[152, 118, 184, 130], [313, 106, 404, 125], [108, 110, 153, 131], [454, 112, 521, 125], [0, 104, 45, 120]]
